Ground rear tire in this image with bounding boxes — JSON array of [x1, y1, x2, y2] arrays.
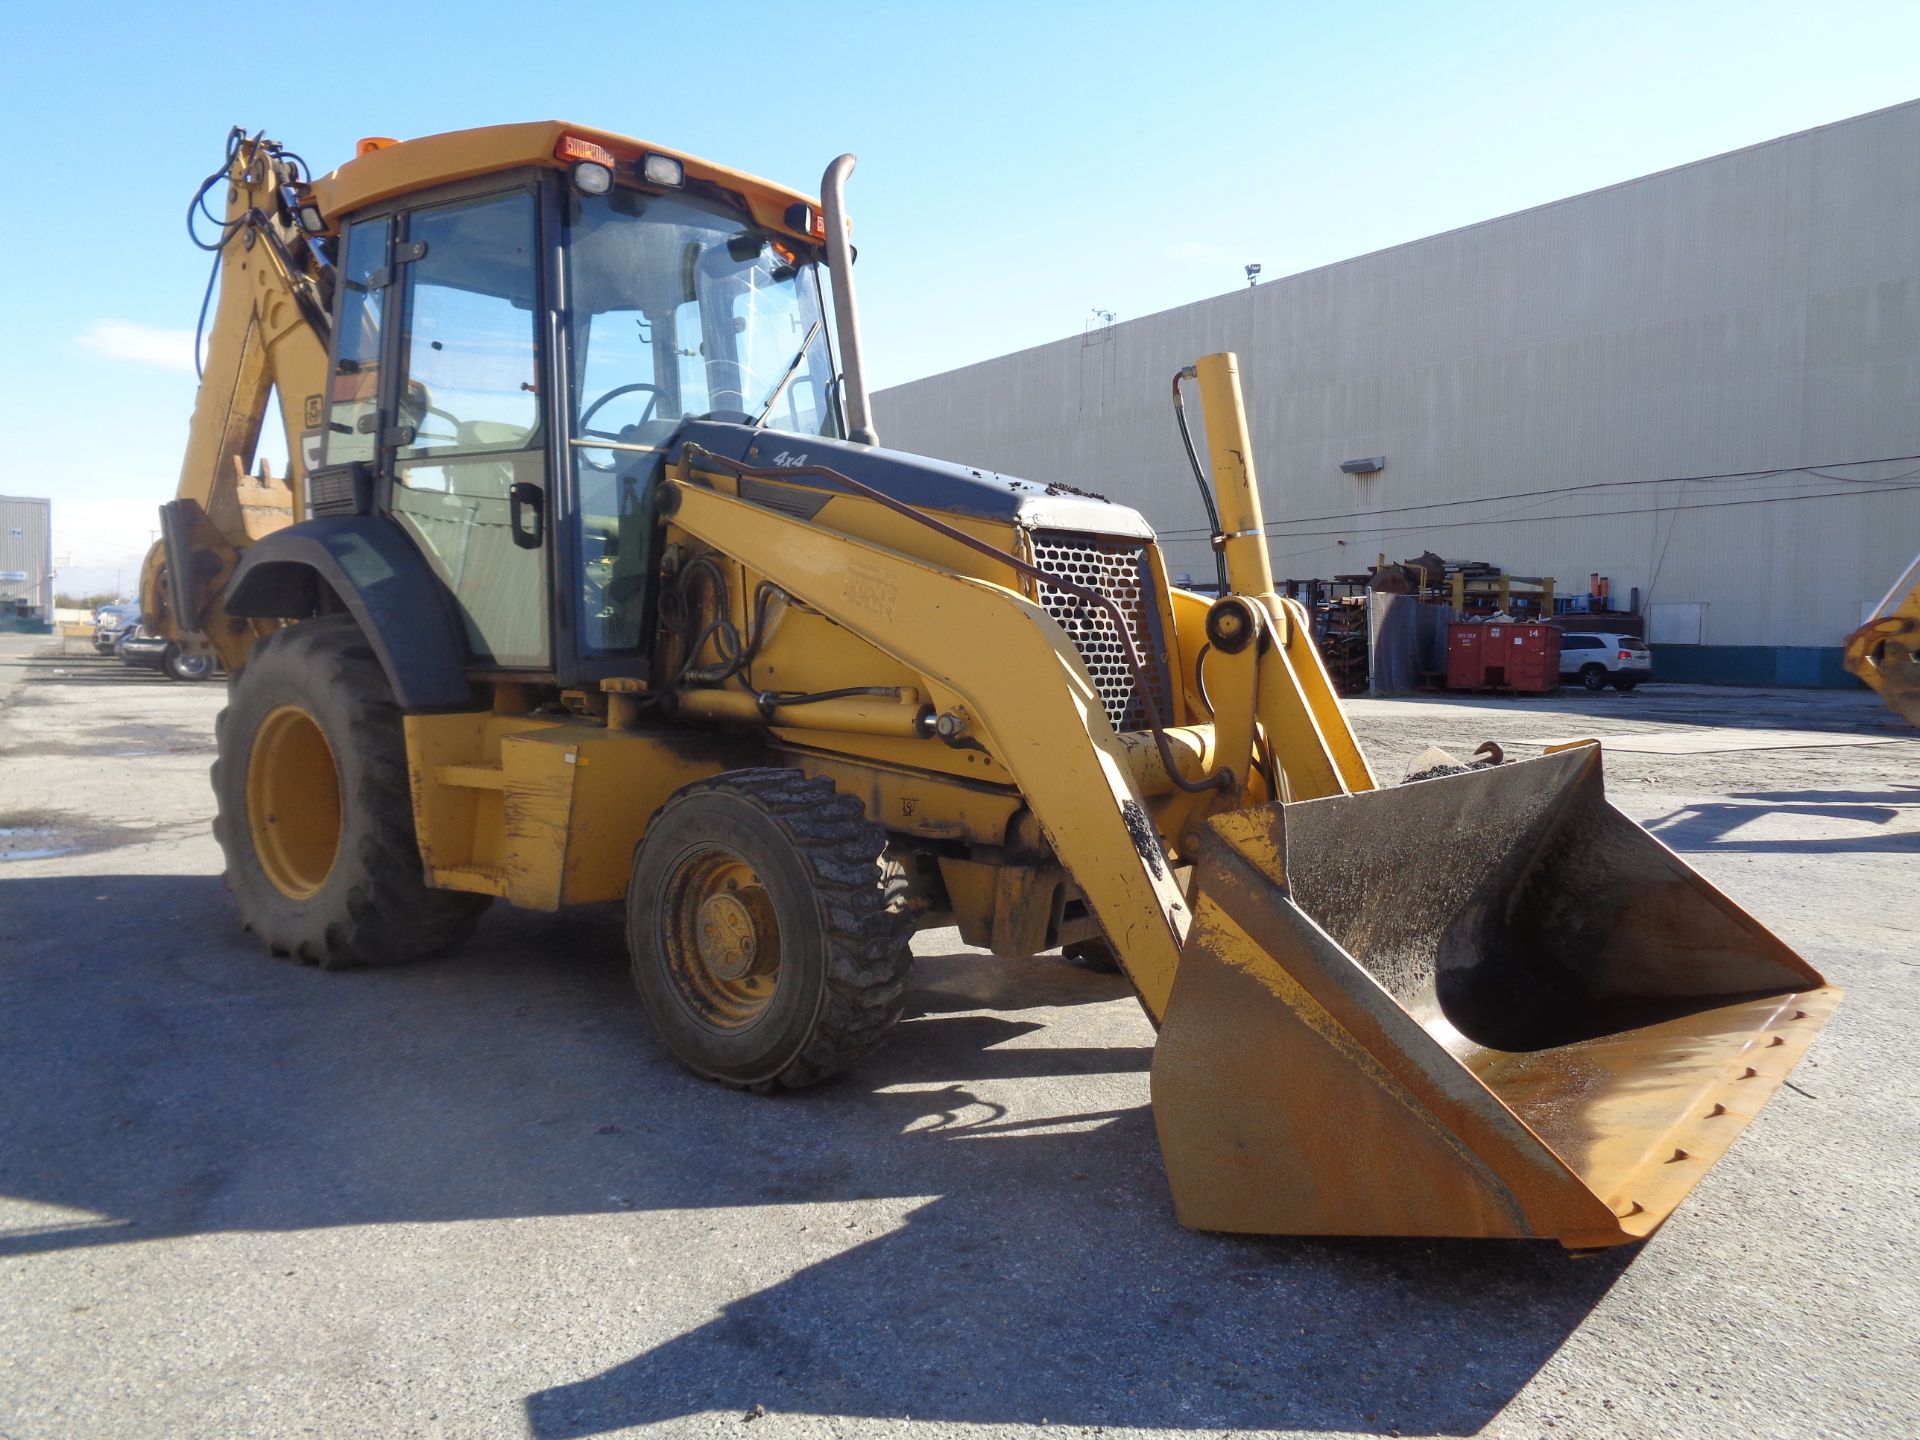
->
[[1579, 664, 1608, 692], [1612, 676, 1638, 692], [627, 769, 914, 1091], [212, 615, 490, 968]]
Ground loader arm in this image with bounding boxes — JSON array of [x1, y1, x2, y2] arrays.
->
[[661, 476, 1195, 1018], [140, 131, 334, 670]]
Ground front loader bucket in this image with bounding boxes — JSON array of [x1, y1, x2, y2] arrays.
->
[[1151, 743, 1838, 1248]]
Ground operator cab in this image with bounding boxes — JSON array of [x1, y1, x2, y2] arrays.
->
[[309, 126, 842, 689]]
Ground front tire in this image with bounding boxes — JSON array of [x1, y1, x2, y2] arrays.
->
[[627, 769, 914, 1091], [211, 615, 490, 968], [1064, 937, 1122, 974]]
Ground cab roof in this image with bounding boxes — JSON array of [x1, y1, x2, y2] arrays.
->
[[306, 121, 824, 245]]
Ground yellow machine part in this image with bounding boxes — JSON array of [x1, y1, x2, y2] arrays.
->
[[1152, 742, 1837, 1247], [306, 121, 824, 254], [1142, 355, 1837, 1246], [141, 133, 325, 671], [1843, 550, 1920, 726], [401, 710, 1030, 914]]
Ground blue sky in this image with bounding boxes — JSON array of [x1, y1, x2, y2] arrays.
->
[[2, 0, 1917, 592]]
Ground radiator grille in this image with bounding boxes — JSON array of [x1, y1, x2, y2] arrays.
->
[[1030, 531, 1174, 732]]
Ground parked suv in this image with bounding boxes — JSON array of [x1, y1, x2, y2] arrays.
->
[[1560, 631, 1652, 691], [92, 602, 141, 655]]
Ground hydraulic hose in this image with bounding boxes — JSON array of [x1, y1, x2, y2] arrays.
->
[[1172, 368, 1229, 593]]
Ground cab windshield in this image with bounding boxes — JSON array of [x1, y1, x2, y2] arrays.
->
[[566, 187, 839, 657], [566, 188, 838, 441]]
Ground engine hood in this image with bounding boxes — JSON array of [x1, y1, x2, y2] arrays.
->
[[673, 421, 1156, 541]]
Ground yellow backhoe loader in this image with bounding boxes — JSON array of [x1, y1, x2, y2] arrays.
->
[[1845, 550, 1920, 726], [144, 124, 1837, 1249]]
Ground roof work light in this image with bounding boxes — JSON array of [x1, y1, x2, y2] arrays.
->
[[641, 153, 685, 188]]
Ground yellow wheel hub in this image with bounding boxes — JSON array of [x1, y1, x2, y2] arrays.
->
[[668, 853, 782, 1027], [246, 704, 342, 901]]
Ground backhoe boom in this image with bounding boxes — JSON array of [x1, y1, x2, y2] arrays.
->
[[140, 130, 332, 668]]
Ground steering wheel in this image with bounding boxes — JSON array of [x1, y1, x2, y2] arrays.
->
[[395, 379, 464, 446], [580, 383, 663, 439], [412, 403, 467, 445]]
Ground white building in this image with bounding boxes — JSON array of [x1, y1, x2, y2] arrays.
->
[[874, 100, 1920, 685], [0, 495, 53, 628]]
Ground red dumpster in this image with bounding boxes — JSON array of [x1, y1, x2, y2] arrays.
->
[[1447, 623, 1561, 693], [1446, 625, 1485, 689]]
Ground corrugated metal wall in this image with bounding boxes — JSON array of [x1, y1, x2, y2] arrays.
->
[[874, 101, 1920, 654], [0, 495, 54, 618]]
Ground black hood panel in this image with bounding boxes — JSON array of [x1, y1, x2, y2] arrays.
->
[[673, 421, 1156, 540]]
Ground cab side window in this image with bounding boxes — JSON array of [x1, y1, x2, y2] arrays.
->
[[397, 193, 540, 457], [387, 188, 549, 669]]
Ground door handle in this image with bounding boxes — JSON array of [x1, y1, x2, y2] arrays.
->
[[508, 481, 544, 549]]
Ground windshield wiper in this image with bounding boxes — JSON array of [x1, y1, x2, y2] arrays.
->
[[751, 319, 822, 427]]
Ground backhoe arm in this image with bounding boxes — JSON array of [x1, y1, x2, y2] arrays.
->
[[140, 130, 334, 669]]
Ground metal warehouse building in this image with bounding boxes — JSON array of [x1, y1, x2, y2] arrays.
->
[[873, 100, 1920, 685], [0, 495, 53, 628]]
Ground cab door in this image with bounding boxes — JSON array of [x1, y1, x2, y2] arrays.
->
[[383, 186, 550, 671]]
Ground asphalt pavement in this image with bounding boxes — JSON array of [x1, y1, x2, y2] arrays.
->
[[2, 643, 1916, 1439]]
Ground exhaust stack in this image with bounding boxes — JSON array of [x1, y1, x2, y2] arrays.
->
[[820, 154, 877, 447]]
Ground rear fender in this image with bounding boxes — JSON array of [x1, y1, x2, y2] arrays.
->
[[224, 518, 473, 711]]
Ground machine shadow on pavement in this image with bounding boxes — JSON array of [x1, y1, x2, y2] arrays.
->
[[1642, 785, 1920, 854], [0, 872, 1631, 1436]]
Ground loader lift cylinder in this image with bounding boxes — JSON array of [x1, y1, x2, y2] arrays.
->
[[1190, 353, 1275, 598]]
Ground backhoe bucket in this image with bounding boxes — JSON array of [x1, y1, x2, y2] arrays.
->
[[1151, 743, 1838, 1248]]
